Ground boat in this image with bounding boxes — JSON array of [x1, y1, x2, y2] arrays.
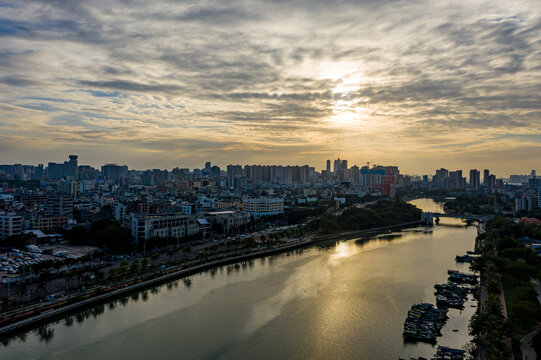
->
[[455, 255, 474, 263], [434, 345, 466, 360], [403, 303, 447, 342]]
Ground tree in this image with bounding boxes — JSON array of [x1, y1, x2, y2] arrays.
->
[[509, 300, 541, 327], [64, 270, 73, 293], [37, 270, 52, 295], [151, 253, 160, 265], [53, 260, 63, 274], [91, 219, 134, 254], [63, 219, 135, 254], [130, 259, 140, 274], [75, 268, 85, 289], [505, 262, 536, 284], [18, 282, 28, 301], [108, 268, 117, 281], [119, 263, 129, 279]]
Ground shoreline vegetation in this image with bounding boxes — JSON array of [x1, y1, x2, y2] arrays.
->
[[308, 200, 422, 235], [469, 217, 541, 359], [0, 200, 422, 339]]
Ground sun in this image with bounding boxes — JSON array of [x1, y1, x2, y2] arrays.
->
[[329, 106, 367, 127], [329, 92, 367, 127], [326, 64, 368, 127], [285, 58, 369, 127]]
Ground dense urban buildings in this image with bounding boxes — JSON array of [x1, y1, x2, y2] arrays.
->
[[0, 154, 539, 244]]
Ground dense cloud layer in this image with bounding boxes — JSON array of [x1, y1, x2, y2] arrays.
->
[[0, 0, 540, 174]]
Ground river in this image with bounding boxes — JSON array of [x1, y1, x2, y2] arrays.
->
[[0, 198, 477, 360]]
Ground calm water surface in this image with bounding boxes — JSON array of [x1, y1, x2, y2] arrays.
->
[[1, 198, 477, 360]]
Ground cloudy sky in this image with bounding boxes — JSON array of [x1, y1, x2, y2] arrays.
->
[[1, 0, 540, 175]]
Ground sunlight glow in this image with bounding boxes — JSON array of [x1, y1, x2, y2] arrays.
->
[[330, 241, 360, 263], [315, 62, 370, 128]]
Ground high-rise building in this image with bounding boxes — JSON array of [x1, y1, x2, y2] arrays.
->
[[47, 155, 79, 180], [141, 171, 154, 186], [349, 165, 360, 183], [528, 177, 540, 190], [172, 167, 190, 182], [32, 164, 43, 180], [509, 174, 529, 184], [210, 165, 220, 178], [152, 169, 169, 185], [516, 197, 531, 212], [227, 165, 242, 178], [483, 169, 490, 187], [243, 165, 310, 184], [78, 165, 98, 180], [469, 169, 480, 189], [488, 174, 496, 189], [67, 155, 78, 178], [448, 170, 465, 189], [203, 161, 211, 176], [433, 168, 449, 188], [0, 164, 43, 181], [101, 163, 128, 181], [326, 160, 331, 173], [333, 158, 341, 173], [538, 185, 541, 209]]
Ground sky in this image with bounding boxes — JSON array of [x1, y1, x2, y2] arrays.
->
[[0, 0, 540, 176]]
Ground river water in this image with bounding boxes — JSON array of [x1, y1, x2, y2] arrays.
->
[[0, 198, 477, 360]]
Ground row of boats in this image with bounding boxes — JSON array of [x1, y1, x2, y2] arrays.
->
[[405, 346, 466, 360], [430, 260, 476, 359], [447, 270, 478, 285], [403, 303, 448, 342], [435, 283, 469, 308], [433, 346, 466, 359], [403, 278, 473, 341], [455, 250, 479, 263], [400, 250, 478, 359]]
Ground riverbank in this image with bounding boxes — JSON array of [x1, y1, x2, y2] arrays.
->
[[0, 220, 422, 338], [311, 220, 422, 241], [471, 216, 541, 359]]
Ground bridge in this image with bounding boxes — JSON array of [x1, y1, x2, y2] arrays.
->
[[421, 212, 493, 225]]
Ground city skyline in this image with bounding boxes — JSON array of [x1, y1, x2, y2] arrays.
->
[[0, 153, 539, 178], [1, 0, 540, 175]]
